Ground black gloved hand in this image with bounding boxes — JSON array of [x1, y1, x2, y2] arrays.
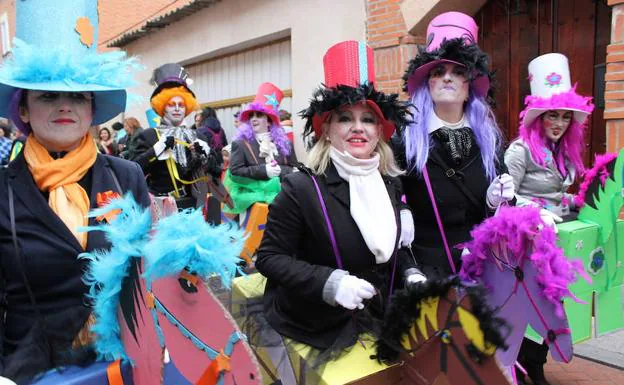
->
[[193, 142, 207, 156], [164, 136, 175, 150]]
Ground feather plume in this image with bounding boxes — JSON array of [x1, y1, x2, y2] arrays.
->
[[0, 38, 142, 89], [459, 206, 588, 318], [574, 152, 618, 208], [80, 194, 152, 361], [402, 37, 496, 104], [143, 209, 245, 288], [299, 82, 411, 138]]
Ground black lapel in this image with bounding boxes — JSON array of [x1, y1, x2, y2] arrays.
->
[[85, 155, 117, 251], [7, 152, 83, 252], [325, 162, 350, 208]]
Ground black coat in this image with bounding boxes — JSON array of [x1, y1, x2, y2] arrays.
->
[[255, 163, 415, 349], [229, 139, 297, 180], [392, 134, 509, 278], [0, 152, 150, 378]]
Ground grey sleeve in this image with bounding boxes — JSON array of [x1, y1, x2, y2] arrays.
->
[[322, 269, 349, 306], [504, 141, 528, 194]]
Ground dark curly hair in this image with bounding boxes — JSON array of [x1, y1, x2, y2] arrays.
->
[[298, 82, 411, 138]]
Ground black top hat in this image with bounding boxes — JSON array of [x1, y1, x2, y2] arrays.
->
[[150, 63, 195, 99]]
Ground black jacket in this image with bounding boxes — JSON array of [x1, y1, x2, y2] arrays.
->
[[229, 139, 297, 180], [131, 127, 220, 197], [392, 134, 509, 278], [0, 152, 150, 380], [255, 163, 415, 349]]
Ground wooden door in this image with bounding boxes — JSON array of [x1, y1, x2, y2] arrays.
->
[[475, 0, 611, 164]]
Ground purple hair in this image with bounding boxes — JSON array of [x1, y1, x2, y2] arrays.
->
[[404, 81, 502, 180], [233, 121, 291, 157], [9, 89, 30, 135], [519, 114, 587, 179]]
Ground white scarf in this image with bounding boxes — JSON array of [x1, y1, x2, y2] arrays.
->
[[255, 132, 278, 163], [329, 146, 397, 264], [157, 125, 197, 166]]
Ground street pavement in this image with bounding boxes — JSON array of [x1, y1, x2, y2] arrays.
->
[[541, 285, 624, 384], [574, 330, 624, 370], [544, 356, 624, 385], [573, 286, 624, 370]]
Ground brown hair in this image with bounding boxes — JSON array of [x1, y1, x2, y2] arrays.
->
[[124, 117, 141, 132]]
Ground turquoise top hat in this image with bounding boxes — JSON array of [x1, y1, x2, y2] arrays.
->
[[0, 0, 141, 130]]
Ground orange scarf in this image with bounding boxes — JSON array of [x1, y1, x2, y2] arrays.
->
[[24, 133, 97, 249]]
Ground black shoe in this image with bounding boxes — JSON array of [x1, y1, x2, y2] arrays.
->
[[526, 365, 551, 385], [515, 365, 528, 385]]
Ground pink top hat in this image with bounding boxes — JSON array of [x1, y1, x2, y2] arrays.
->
[[404, 12, 490, 97], [239, 82, 284, 125]]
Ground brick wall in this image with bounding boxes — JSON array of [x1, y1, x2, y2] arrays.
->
[[366, 0, 421, 96], [605, 0, 624, 152], [98, 0, 194, 49], [0, 0, 15, 58]]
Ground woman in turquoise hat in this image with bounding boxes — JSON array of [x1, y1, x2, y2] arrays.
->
[[0, 1, 147, 382]]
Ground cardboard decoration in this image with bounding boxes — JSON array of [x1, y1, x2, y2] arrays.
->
[[149, 194, 178, 223], [146, 109, 162, 128], [459, 206, 587, 374], [376, 279, 511, 385], [231, 274, 401, 385], [554, 149, 624, 342], [239, 203, 269, 265], [81, 196, 261, 385]]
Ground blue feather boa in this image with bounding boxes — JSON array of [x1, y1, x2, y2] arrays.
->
[[0, 38, 142, 88], [80, 195, 245, 361]]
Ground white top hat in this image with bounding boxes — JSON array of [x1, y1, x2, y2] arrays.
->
[[522, 53, 594, 127], [528, 53, 573, 97]]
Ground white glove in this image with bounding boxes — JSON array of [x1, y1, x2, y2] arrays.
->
[[399, 209, 415, 247], [539, 209, 562, 233], [194, 139, 211, 155], [0, 377, 17, 385], [265, 163, 281, 178], [486, 173, 515, 208], [153, 137, 172, 160], [334, 275, 376, 310], [406, 270, 427, 286]]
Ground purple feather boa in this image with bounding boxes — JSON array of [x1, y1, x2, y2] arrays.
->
[[459, 206, 589, 318], [574, 152, 618, 208]]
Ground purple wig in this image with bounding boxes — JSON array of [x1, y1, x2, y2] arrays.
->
[[519, 112, 587, 179], [9, 89, 30, 135], [233, 121, 291, 157], [403, 81, 502, 180]]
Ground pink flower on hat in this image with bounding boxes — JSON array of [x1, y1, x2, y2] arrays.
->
[[545, 72, 562, 87], [527, 73, 533, 82]]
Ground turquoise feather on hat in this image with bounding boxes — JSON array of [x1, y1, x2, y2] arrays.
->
[[0, 0, 142, 125]]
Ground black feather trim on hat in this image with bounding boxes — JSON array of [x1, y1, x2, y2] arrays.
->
[[375, 277, 510, 364], [403, 38, 496, 105], [298, 82, 411, 138]]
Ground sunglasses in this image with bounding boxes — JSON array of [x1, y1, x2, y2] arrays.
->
[[34, 91, 93, 105]]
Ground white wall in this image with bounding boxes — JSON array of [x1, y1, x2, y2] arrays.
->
[[122, 0, 366, 159]]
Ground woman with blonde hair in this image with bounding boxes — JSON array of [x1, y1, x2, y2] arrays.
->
[[256, 41, 424, 353]]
